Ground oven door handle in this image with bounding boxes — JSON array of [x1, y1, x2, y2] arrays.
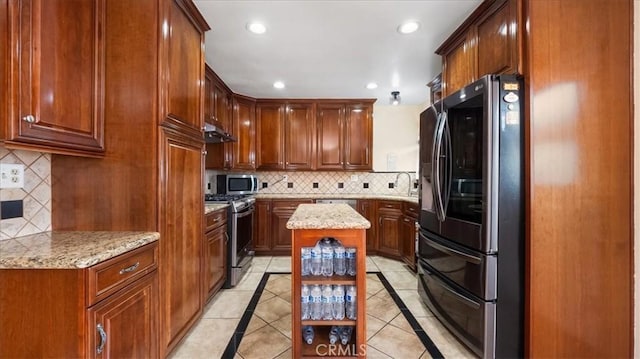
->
[[234, 205, 255, 218]]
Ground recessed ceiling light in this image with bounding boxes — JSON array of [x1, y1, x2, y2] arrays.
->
[[366, 82, 378, 89], [246, 22, 266, 34], [273, 81, 285, 89], [397, 21, 420, 34]]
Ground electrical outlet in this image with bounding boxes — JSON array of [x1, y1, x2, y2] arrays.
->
[[350, 175, 358, 182], [0, 164, 25, 189]]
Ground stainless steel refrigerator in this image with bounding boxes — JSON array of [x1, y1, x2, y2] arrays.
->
[[417, 74, 524, 358]]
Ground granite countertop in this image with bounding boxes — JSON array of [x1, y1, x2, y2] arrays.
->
[[256, 193, 419, 204], [286, 203, 371, 230], [0, 231, 160, 269], [205, 203, 229, 214]]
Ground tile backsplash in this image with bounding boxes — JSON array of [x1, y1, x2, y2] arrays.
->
[[206, 170, 418, 197], [0, 145, 52, 240]]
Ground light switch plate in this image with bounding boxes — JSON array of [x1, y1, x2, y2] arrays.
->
[[0, 163, 25, 189]]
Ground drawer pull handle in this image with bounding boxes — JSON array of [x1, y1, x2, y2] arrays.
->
[[213, 217, 221, 222], [119, 262, 139, 275], [96, 323, 107, 354]]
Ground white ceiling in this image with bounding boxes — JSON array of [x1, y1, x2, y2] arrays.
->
[[193, 1, 481, 105]]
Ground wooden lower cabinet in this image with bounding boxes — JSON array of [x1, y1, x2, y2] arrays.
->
[[356, 199, 377, 254], [254, 199, 314, 255], [0, 242, 159, 358], [376, 200, 403, 258], [400, 203, 418, 272], [204, 209, 227, 302]]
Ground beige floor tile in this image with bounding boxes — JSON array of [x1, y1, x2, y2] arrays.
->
[[234, 354, 244, 359], [366, 275, 385, 298], [271, 313, 293, 338], [266, 256, 291, 272], [169, 318, 239, 359], [245, 316, 268, 335], [382, 270, 417, 291], [371, 256, 410, 271], [389, 313, 414, 334], [368, 324, 427, 359], [203, 289, 253, 319], [259, 289, 276, 303], [366, 314, 387, 340], [367, 256, 380, 272], [237, 325, 292, 359], [233, 272, 265, 291], [415, 316, 477, 358], [395, 289, 434, 318], [365, 345, 393, 358], [255, 295, 291, 323], [366, 290, 401, 322], [274, 347, 292, 359], [278, 290, 292, 303], [250, 256, 272, 273], [266, 274, 292, 296]]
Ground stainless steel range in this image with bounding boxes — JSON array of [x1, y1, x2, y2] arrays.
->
[[205, 193, 255, 288]]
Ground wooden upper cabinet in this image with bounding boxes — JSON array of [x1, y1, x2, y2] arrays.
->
[[232, 95, 256, 170], [284, 102, 315, 170], [437, 0, 521, 96], [5, 0, 105, 157], [165, 0, 208, 135], [204, 65, 215, 125], [256, 102, 285, 170], [344, 103, 372, 170], [476, 0, 519, 77], [316, 103, 345, 170]]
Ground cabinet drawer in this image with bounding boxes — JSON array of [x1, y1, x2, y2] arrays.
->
[[404, 202, 419, 219], [87, 242, 158, 306], [378, 200, 402, 210], [206, 209, 227, 232]]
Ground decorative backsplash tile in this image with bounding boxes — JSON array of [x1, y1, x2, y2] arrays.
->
[[0, 146, 52, 240], [206, 170, 418, 197]]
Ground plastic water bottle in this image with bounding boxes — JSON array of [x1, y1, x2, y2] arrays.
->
[[321, 238, 334, 276], [303, 325, 315, 345], [328, 326, 340, 345], [333, 242, 346, 276], [301, 247, 312, 276], [332, 285, 345, 320], [310, 285, 323, 320], [321, 285, 334, 320], [345, 285, 357, 320], [311, 243, 322, 276], [346, 247, 356, 276], [301, 284, 311, 320], [339, 326, 353, 345]]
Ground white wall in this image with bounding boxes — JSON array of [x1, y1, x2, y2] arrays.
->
[[372, 103, 427, 173]]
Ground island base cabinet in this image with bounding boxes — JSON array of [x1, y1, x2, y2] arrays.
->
[[291, 229, 367, 358]]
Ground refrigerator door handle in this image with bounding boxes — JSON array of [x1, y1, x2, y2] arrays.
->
[[441, 111, 453, 219], [433, 112, 447, 221]]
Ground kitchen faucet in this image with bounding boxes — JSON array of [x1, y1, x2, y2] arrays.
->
[[394, 172, 414, 196]]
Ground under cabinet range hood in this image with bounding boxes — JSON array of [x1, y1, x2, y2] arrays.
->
[[204, 122, 236, 143]]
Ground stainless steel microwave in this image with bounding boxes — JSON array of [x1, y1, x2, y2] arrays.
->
[[216, 174, 258, 195]]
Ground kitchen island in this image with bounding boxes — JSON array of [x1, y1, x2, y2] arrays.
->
[[287, 203, 369, 358]]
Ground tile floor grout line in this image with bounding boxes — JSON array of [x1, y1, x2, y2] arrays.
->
[[375, 272, 444, 359]]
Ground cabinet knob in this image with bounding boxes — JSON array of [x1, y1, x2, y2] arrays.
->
[[22, 115, 36, 123], [202, 150, 208, 156]]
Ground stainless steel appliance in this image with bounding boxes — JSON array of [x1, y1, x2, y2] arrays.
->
[[216, 174, 258, 195], [206, 193, 255, 288], [417, 74, 524, 358]]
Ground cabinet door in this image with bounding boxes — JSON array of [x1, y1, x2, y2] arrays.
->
[[214, 82, 230, 131], [400, 215, 416, 271], [377, 202, 402, 258], [7, 0, 105, 156], [204, 65, 215, 125], [254, 199, 272, 253], [271, 200, 313, 253], [344, 104, 372, 170], [256, 102, 285, 170], [232, 96, 256, 170], [316, 103, 344, 170], [443, 30, 476, 96], [165, 0, 207, 133], [206, 224, 227, 299], [159, 129, 203, 354], [476, 0, 519, 77], [357, 199, 377, 253], [88, 272, 158, 359], [285, 103, 315, 170]]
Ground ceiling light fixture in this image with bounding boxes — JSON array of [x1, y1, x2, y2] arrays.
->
[[273, 81, 285, 89], [246, 22, 266, 34], [366, 82, 378, 89], [391, 91, 401, 105], [397, 21, 420, 34]]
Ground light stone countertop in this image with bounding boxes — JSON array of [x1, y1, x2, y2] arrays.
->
[[205, 203, 229, 214], [256, 193, 418, 204], [0, 231, 160, 269], [286, 203, 371, 230]]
